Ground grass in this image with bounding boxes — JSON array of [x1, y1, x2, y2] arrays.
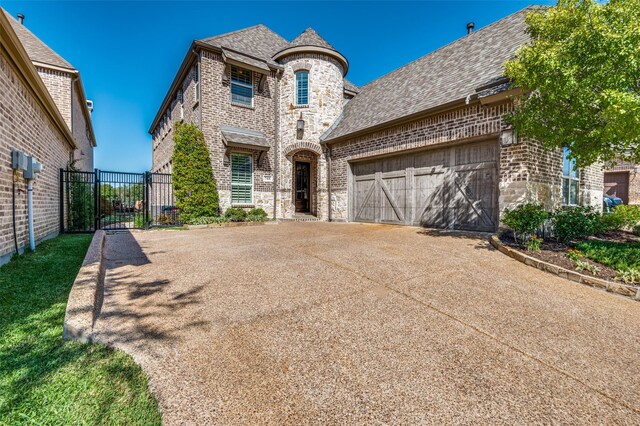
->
[[575, 240, 640, 273], [0, 235, 161, 426]]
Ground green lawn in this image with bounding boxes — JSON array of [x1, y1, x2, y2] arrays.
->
[[575, 240, 640, 272], [0, 235, 161, 426]]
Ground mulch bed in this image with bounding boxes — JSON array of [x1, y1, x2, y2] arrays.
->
[[499, 232, 635, 285]]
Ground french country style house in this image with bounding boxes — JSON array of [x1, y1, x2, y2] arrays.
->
[[150, 7, 603, 232]]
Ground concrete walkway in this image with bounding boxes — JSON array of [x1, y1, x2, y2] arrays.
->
[[93, 222, 640, 425]]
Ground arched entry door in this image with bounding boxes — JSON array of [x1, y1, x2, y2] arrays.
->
[[295, 161, 311, 213]]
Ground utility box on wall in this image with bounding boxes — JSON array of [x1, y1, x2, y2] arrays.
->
[[11, 149, 28, 171]]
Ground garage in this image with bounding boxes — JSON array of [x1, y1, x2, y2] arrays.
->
[[604, 172, 629, 204], [350, 140, 498, 232]]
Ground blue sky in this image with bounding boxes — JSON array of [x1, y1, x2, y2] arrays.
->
[[1, 1, 555, 172]]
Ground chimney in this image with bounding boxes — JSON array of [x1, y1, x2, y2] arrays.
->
[[17, 13, 24, 24], [466, 22, 474, 35]]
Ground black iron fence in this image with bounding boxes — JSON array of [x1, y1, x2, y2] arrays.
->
[[60, 169, 178, 232]]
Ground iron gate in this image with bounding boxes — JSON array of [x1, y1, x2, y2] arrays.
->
[[60, 169, 178, 232]]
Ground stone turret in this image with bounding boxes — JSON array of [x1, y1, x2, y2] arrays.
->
[[273, 28, 348, 219]]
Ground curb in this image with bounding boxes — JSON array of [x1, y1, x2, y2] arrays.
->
[[489, 235, 640, 302], [62, 230, 107, 343]]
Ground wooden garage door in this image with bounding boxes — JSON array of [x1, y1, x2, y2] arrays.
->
[[350, 140, 498, 232], [604, 172, 629, 204]]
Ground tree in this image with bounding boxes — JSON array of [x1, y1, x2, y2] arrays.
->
[[505, 0, 640, 167], [172, 122, 219, 222]]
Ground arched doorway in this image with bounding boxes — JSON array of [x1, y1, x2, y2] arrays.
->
[[290, 150, 318, 216]]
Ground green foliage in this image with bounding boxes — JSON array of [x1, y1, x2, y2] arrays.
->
[[526, 235, 543, 252], [172, 122, 219, 223], [134, 214, 150, 229], [504, 0, 640, 167], [188, 216, 230, 225], [247, 208, 268, 222], [224, 207, 248, 222], [551, 206, 601, 243], [503, 203, 549, 244], [634, 224, 640, 237], [609, 205, 640, 230], [566, 248, 583, 262], [0, 235, 160, 425], [574, 259, 601, 275], [575, 240, 640, 273], [66, 161, 94, 231], [615, 268, 640, 284]]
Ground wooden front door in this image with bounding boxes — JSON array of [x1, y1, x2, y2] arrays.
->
[[350, 140, 498, 232], [295, 162, 311, 213], [604, 172, 629, 204]]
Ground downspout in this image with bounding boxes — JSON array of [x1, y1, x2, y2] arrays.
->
[[272, 69, 280, 221], [327, 145, 332, 222]]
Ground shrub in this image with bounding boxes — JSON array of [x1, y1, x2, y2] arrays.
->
[[634, 224, 640, 237], [172, 122, 219, 223], [503, 203, 549, 244], [566, 248, 583, 262], [134, 214, 150, 229], [247, 208, 268, 222], [574, 259, 601, 276], [607, 205, 640, 230], [551, 206, 601, 243], [224, 208, 248, 222], [188, 216, 229, 225]]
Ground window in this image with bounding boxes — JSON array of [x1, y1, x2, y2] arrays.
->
[[231, 153, 253, 204], [231, 66, 253, 106], [194, 62, 200, 102], [177, 89, 184, 119], [295, 71, 309, 106], [562, 147, 579, 205]]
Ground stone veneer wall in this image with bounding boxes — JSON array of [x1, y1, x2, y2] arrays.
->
[[277, 53, 344, 219], [328, 101, 603, 222], [0, 52, 73, 264]]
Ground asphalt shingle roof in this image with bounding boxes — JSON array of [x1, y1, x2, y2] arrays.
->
[[322, 7, 533, 141], [3, 9, 74, 70], [283, 28, 336, 51], [200, 24, 288, 67]]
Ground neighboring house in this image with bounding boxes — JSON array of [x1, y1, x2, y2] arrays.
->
[[604, 162, 639, 205], [0, 10, 95, 265], [4, 10, 96, 171], [150, 6, 603, 232]]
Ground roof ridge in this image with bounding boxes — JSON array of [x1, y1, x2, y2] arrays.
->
[[358, 5, 538, 91], [202, 23, 286, 44]]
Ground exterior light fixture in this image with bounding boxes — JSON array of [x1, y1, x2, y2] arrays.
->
[[296, 112, 305, 132], [500, 124, 517, 146]]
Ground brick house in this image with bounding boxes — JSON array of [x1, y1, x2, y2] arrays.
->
[[0, 10, 95, 265], [150, 7, 603, 232]]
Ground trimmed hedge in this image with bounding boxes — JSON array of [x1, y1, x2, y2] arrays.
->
[[172, 122, 219, 223]]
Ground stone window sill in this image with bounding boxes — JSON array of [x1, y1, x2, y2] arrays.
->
[[231, 203, 255, 208], [231, 102, 255, 110], [294, 104, 309, 109]]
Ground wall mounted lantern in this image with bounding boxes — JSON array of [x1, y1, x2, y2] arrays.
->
[[296, 112, 305, 132]]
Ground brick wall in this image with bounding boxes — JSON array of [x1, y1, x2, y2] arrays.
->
[[606, 162, 639, 205], [71, 87, 93, 171], [0, 53, 73, 264], [200, 51, 277, 215], [37, 67, 71, 128], [328, 101, 603, 221]]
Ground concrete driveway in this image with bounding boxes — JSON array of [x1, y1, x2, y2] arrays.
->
[[93, 222, 640, 425]]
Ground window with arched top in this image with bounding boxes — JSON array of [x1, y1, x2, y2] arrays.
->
[[295, 71, 309, 106]]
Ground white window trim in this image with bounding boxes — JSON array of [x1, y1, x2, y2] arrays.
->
[[230, 66, 254, 108], [231, 152, 254, 206], [194, 62, 200, 103]]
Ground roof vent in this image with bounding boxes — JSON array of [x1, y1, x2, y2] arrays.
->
[[466, 22, 475, 34], [17, 13, 24, 25]]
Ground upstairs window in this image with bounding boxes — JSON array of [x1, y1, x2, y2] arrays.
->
[[562, 147, 579, 206], [194, 62, 201, 102], [231, 66, 253, 106], [296, 71, 309, 106]]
